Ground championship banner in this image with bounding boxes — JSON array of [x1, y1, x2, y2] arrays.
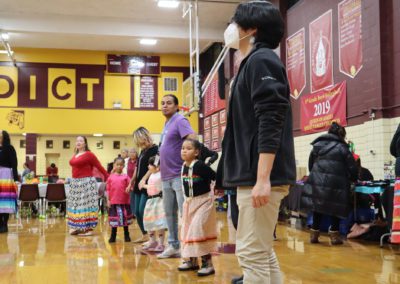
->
[[339, 0, 363, 78], [301, 81, 347, 134], [286, 28, 306, 99], [310, 10, 334, 92]]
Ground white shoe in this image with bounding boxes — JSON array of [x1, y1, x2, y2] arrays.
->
[[197, 264, 215, 277], [142, 240, 158, 250], [157, 245, 180, 259]]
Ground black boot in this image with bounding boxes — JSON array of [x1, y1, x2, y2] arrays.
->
[[0, 214, 5, 233], [109, 227, 117, 243], [124, 226, 131, 242], [3, 214, 9, 233]]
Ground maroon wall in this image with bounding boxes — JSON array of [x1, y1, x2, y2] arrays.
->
[[381, 0, 400, 118], [285, 0, 383, 136]]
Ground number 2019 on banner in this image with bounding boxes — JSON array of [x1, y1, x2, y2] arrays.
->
[[313, 101, 331, 117]]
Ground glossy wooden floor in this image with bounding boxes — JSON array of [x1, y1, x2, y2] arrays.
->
[[0, 213, 399, 284]]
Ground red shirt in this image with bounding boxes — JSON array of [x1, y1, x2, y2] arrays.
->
[[106, 173, 131, 204], [127, 158, 137, 178], [46, 166, 58, 176], [69, 151, 109, 180]]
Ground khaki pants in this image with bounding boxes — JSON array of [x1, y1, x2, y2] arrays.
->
[[236, 186, 289, 284]]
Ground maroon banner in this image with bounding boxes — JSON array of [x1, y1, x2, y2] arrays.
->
[[339, 0, 363, 78], [204, 117, 211, 130], [204, 128, 211, 143], [203, 75, 226, 117], [301, 81, 347, 134], [211, 113, 219, 127], [107, 55, 160, 76], [286, 28, 306, 99], [310, 10, 334, 93]]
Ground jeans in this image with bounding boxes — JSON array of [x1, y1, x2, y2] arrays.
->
[[162, 177, 184, 249], [236, 186, 289, 284], [130, 191, 136, 217], [312, 212, 340, 232], [134, 192, 148, 235]]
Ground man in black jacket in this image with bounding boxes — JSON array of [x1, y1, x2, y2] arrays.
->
[[218, 2, 296, 284]]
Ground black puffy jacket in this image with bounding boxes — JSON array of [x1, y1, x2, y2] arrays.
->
[[302, 133, 358, 218]]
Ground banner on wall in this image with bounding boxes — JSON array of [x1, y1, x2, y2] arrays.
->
[[301, 81, 347, 134], [131, 76, 158, 109], [286, 28, 306, 99], [203, 74, 226, 117], [310, 10, 334, 93], [338, 0, 363, 78]]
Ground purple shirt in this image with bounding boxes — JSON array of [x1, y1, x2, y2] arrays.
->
[[160, 113, 194, 181]]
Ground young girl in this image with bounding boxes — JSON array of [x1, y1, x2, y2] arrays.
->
[[178, 139, 217, 277], [141, 156, 167, 252], [106, 157, 133, 243]]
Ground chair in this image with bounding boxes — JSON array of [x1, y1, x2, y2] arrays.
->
[[18, 184, 40, 217], [44, 184, 67, 216]]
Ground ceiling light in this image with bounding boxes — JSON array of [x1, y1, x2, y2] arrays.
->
[[140, 39, 157, 45], [93, 134, 103, 137], [158, 1, 179, 8], [1, 32, 9, 41], [0, 50, 13, 54], [22, 133, 26, 136]]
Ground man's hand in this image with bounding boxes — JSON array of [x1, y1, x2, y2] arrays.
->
[[252, 179, 271, 208]]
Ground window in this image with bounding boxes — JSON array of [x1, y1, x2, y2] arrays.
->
[[164, 77, 178, 92]]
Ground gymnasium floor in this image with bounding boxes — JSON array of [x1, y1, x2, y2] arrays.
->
[[0, 212, 399, 284]]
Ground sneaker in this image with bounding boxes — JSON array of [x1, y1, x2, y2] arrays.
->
[[142, 240, 158, 250], [157, 245, 180, 259], [197, 263, 215, 277], [178, 260, 199, 271], [149, 244, 165, 252]]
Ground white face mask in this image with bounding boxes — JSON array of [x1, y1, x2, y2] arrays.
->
[[224, 23, 255, 50]]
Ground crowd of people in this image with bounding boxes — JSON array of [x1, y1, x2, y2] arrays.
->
[[1, 2, 397, 284]]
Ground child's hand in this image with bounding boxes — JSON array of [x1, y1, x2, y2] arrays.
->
[[138, 180, 145, 190], [125, 186, 131, 193]]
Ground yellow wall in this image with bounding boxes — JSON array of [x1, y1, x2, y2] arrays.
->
[[0, 48, 199, 136]]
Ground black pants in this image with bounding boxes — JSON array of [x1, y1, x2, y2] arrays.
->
[[229, 194, 239, 230], [312, 212, 340, 231]]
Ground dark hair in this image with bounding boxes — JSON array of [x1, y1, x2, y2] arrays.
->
[[148, 156, 159, 167], [163, 94, 179, 112], [232, 1, 284, 49], [51, 163, 56, 168], [184, 138, 202, 155], [75, 136, 90, 154], [328, 122, 346, 140], [1, 130, 11, 147], [114, 157, 125, 164]]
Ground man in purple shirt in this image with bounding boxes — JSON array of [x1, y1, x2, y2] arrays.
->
[[157, 94, 196, 259]]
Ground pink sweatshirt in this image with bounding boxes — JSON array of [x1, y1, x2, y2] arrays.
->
[[106, 173, 131, 205], [147, 172, 162, 196]]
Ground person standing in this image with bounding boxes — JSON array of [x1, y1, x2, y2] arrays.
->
[[107, 157, 133, 243], [0, 130, 18, 233], [156, 94, 196, 259], [68, 136, 109, 236], [218, 2, 296, 283], [306, 123, 358, 245], [129, 127, 158, 243], [121, 149, 129, 174]]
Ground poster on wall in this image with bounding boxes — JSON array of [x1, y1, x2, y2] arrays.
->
[[310, 10, 334, 93], [211, 113, 219, 127], [204, 129, 211, 143], [131, 76, 158, 109], [204, 117, 211, 130], [286, 28, 306, 99], [300, 81, 347, 134], [338, 0, 363, 78], [203, 75, 226, 117]]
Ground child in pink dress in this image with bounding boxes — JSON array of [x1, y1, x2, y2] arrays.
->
[[142, 156, 168, 252], [106, 157, 133, 243]]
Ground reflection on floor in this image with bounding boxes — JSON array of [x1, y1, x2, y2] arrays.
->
[[0, 212, 399, 284]]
